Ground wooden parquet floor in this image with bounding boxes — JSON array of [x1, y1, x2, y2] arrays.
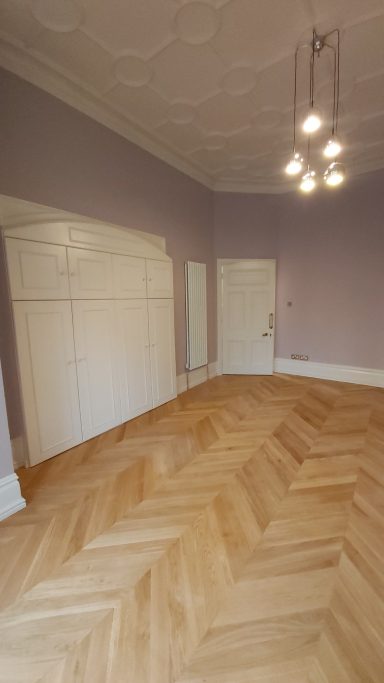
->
[[0, 374, 383, 682]]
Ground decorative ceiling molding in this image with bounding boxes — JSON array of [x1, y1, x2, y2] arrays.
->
[[1, 0, 384, 194]]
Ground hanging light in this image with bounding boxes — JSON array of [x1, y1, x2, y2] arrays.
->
[[303, 107, 322, 134], [324, 162, 345, 187], [323, 137, 342, 158], [300, 170, 317, 192], [285, 152, 304, 175], [283, 28, 347, 192]]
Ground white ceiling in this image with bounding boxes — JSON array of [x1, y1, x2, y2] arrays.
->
[[1, 0, 384, 192]]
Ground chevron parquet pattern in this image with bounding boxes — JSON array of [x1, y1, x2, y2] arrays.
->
[[0, 375, 383, 682]]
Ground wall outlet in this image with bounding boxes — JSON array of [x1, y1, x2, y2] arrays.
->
[[299, 355, 309, 361], [291, 354, 309, 361]]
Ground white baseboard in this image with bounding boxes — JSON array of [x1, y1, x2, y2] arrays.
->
[[187, 365, 209, 389], [208, 361, 218, 379], [176, 372, 188, 395], [176, 361, 219, 395], [0, 472, 26, 521], [274, 357, 384, 388], [11, 435, 26, 469]]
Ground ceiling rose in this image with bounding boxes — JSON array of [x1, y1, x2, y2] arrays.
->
[[174, 2, 221, 45], [31, 0, 83, 33], [114, 56, 152, 87]]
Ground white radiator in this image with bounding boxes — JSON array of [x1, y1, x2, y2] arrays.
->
[[185, 261, 208, 370]]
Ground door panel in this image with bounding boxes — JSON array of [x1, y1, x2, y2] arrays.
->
[[72, 300, 121, 439], [146, 260, 173, 298], [68, 248, 113, 299], [113, 255, 147, 299], [6, 238, 69, 300], [148, 299, 176, 407], [13, 301, 82, 465], [222, 260, 276, 375], [116, 300, 153, 421]]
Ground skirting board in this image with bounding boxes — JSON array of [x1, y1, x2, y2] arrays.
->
[[274, 357, 384, 388], [177, 362, 218, 395], [0, 472, 26, 521]]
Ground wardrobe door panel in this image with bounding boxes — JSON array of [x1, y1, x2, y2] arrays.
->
[[148, 299, 177, 408], [113, 255, 147, 299], [6, 238, 69, 300], [72, 300, 121, 440], [13, 300, 82, 465], [68, 248, 113, 299], [116, 300, 153, 421], [146, 260, 173, 298]]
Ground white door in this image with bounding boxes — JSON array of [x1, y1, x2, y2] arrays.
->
[[72, 300, 121, 440], [146, 260, 173, 298], [13, 300, 82, 465], [6, 238, 69, 300], [68, 248, 113, 299], [148, 299, 177, 407], [221, 260, 276, 374], [113, 255, 147, 299], [116, 300, 153, 421]]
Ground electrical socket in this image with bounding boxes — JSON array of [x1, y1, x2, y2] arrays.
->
[[291, 354, 309, 361]]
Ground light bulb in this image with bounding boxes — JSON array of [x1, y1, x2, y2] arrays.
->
[[323, 137, 342, 158], [300, 170, 317, 193], [285, 152, 304, 176], [303, 107, 322, 134], [324, 162, 345, 187]]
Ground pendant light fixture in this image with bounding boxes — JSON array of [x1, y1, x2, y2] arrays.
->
[[285, 28, 346, 192], [285, 48, 304, 176]]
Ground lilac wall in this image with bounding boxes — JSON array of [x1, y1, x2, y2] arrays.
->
[[215, 172, 384, 370], [0, 68, 215, 401]]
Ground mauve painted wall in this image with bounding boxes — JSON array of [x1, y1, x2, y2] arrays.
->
[[0, 68, 215, 400], [215, 172, 384, 370]]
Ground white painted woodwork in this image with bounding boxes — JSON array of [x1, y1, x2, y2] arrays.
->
[[221, 260, 276, 375], [4, 219, 176, 466], [72, 300, 121, 440], [116, 300, 153, 420], [148, 299, 177, 407], [3, 219, 169, 261], [113, 255, 147, 299], [5, 238, 70, 300], [68, 248, 113, 299], [13, 301, 82, 465], [146, 260, 174, 298]]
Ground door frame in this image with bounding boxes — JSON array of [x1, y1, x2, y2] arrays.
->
[[216, 258, 277, 375]]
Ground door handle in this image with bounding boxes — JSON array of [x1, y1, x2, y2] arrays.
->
[[262, 332, 268, 337], [269, 313, 274, 329]]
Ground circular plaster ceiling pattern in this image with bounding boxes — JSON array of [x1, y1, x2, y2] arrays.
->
[[31, 0, 83, 32], [253, 109, 283, 129], [114, 56, 152, 87], [221, 67, 256, 95], [174, 2, 221, 45], [203, 134, 227, 150], [167, 102, 196, 124]]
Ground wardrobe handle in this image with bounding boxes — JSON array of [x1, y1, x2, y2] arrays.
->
[[67, 359, 76, 365], [77, 357, 86, 363]]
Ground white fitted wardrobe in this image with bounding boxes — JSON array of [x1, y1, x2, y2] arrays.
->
[[4, 220, 176, 466]]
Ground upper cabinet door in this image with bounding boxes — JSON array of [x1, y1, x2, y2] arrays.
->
[[6, 238, 70, 300], [68, 248, 113, 299], [112, 255, 147, 299], [13, 300, 82, 465], [148, 298, 177, 408], [72, 299, 121, 440], [146, 260, 173, 298]]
